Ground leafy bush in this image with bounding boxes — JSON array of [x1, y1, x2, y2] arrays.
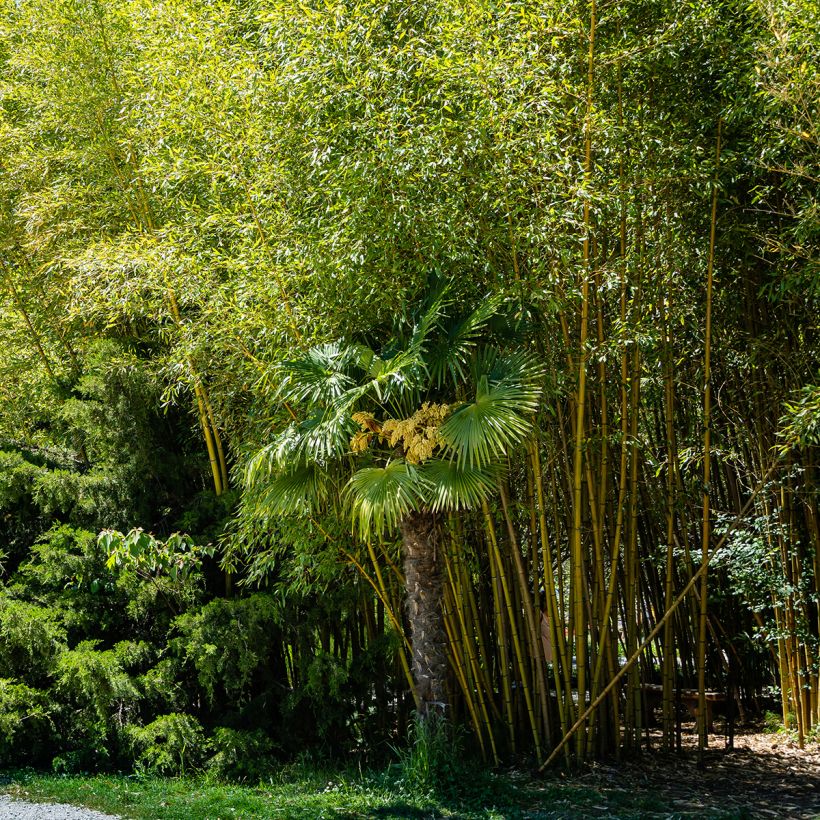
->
[[172, 594, 281, 705], [56, 640, 141, 724], [0, 451, 43, 509], [137, 657, 188, 714], [0, 596, 65, 681], [128, 713, 206, 775], [17, 525, 127, 641], [205, 727, 277, 782], [0, 679, 53, 765], [48, 640, 143, 770]]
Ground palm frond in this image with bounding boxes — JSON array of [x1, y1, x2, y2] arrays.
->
[[429, 294, 503, 388], [371, 349, 427, 405], [277, 342, 360, 405], [487, 350, 545, 402], [438, 366, 541, 467], [346, 344, 426, 410], [293, 406, 358, 463], [243, 439, 284, 486], [407, 292, 447, 359], [350, 343, 383, 378], [345, 459, 427, 539], [245, 405, 355, 486], [244, 462, 328, 519], [419, 458, 498, 512]]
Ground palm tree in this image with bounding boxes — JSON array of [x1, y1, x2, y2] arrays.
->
[[243, 295, 543, 717]]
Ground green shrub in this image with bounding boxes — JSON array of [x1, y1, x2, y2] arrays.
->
[[137, 657, 187, 714], [56, 640, 141, 723], [0, 451, 43, 509], [20, 527, 103, 593], [172, 594, 280, 705], [128, 713, 206, 775], [0, 679, 53, 765], [0, 596, 65, 681], [52, 640, 143, 770], [17, 525, 127, 640], [205, 727, 277, 782]]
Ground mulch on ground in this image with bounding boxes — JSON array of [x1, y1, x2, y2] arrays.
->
[[555, 729, 820, 818]]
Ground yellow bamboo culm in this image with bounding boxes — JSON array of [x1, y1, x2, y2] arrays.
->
[[443, 540, 500, 764], [530, 440, 571, 747], [499, 482, 553, 747], [1, 262, 59, 383], [541, 461, 779, 770], [697, 118, 722, 766], [661, 292, 678, 750], [441, 580, 487, 761], [569, 0, 597, 761], [94, 99, 231, 507], [344, 546, 419, 710], [483, 499, 542, 759], [455, 534, 501, 725], [488, 523, 516, 754]]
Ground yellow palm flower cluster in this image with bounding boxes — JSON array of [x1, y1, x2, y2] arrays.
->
[[381, 402, 451, 464], [350, 412, 380, 454], [349, 404, 451, 463]]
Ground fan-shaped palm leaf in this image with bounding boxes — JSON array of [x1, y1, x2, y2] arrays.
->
[[250, 423, 302, 473], [428, 294, 504, 388], [295, 406, 358, 463], [419, 458, 499, 512], [438, 350, 542, 469], [351, 343, 382, 378], [245, 462, 327, 519], [345, 459, 428, 540], [245, 406, 355, 483], [488, 350, 544, 399], [407, 292, 447, 359], [277, 342, 359, 405], [438, 386, 532, 468]]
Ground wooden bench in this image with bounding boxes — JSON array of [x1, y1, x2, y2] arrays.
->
[[641, 683, 728, 733]]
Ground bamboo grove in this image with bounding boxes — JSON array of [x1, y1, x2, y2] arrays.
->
[[0, 0, 817, 770]]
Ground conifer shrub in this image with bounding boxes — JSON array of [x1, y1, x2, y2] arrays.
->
[[0, 679, 53, 765], [204, 727, 278, 782], [127, 713, 206, 776], [0, 598, 66, 682]]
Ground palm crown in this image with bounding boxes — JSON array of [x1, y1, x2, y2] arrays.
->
[[244, 294, 544, 536]]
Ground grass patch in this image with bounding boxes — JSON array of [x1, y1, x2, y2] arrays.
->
[[0, 764, 751, 819]]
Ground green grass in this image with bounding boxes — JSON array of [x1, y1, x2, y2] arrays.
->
[[0, 765, 750, 819]]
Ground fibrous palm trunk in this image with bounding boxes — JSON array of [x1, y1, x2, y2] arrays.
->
[[401, 510, 447, 718]]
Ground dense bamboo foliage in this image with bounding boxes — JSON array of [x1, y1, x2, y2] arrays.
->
[[0, 0, 817, 772]]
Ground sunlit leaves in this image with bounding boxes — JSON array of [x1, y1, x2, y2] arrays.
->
[[346, 459, 426, 540], [245, 462, 329, 520], [419, 458, 498, 512], [277, 343, 359, 405], [438, 350, 542, 468], [778, 383, 820, 451]]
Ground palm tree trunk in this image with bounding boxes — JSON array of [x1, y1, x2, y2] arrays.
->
[[401, 510, 448, 718]]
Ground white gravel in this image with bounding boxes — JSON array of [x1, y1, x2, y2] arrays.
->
[[0, 795, 120, 819]]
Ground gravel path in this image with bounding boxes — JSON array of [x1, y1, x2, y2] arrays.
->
[[0, 795, 120, 819]]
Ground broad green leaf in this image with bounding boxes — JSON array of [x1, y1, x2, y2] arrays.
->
[[345, 459, 427, 539], [419, 458, 498, 512]]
